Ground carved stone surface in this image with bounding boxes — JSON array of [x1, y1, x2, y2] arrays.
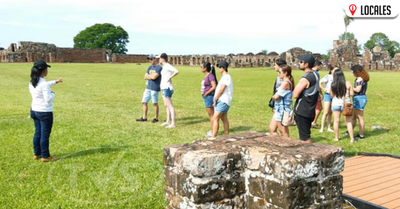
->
[[163, 132, 344, 209]]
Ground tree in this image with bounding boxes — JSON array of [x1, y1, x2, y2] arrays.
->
[[343, 9, 354, 40], [338, 32, 362, 54], [364, 33, 400, 57], [73, 23, 129, 54], [261, 49, 268, 55]]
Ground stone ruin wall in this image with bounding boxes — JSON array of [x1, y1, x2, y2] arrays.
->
[[1, 40, 399, 70], [164, 132, 344, 209], [329, 39, 400, 71]]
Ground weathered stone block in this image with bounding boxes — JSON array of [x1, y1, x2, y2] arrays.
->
[[164, 132, 344, 209]]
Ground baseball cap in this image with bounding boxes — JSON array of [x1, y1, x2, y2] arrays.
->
[[297, 54, 315, 67], [217, 60, 229, 70], [147, 54, 157, 59], [33, 60, 51, 69]]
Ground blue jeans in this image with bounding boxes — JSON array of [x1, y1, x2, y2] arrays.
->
[[30, 110, 53, 158]]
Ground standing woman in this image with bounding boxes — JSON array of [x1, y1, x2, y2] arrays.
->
[[330, 69, 355, 143], [351, 64, 370, 139], [29, 60, 63, 162], [159, 53, 179, 128], [211, 61, 233, 138], [319, 64, 335, 133], [270, 65, 294, 137], [269, 58, 287, 135], [201, 62, 217, 137]]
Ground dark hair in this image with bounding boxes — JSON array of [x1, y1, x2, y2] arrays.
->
[[351, 64, 370, 82], [315, 60, 322, 66], [280, 65, 295, 90], [327, 63, 339, 75], [275, 58, 287, 67], [331, 69, 347, 98], [202, 62, 217, 81], [30, 66, 47, 88]]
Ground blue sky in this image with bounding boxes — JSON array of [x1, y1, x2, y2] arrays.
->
[[1, 0, 399, 55]]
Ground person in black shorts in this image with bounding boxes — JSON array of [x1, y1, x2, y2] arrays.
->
[[293, 54, 319, 143]]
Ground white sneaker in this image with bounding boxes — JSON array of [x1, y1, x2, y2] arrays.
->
[[327, 128, 334, 132], [319, 129, 323, 133], [160, 122, 169, 127], [166, 125, 176, 129], [205, 131, 212, 137]]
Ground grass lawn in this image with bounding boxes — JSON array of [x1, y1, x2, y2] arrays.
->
[[0, 63, 399, 208]]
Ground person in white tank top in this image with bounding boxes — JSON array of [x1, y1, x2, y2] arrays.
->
[[330, 69, 355, 143]]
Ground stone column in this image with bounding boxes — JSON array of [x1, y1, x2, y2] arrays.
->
[[164, 132, 344, 209]]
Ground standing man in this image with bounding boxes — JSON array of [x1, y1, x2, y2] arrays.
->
[[136, 54, 162, 123], [312, 60, 323, 128], [293, 54, 319, 143]]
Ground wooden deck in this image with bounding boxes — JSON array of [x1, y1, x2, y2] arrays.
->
[[342, 154, 400, 209]]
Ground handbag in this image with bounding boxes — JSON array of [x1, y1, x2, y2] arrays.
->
[[280, 86, 296, 127], [342, 96, 353, 116], [269, 98, 275, 108]]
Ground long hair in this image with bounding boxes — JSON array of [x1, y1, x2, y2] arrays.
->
[[280, 65, 295, 90], [275, 58, 287, 67], [351, 65, 370, 82], [202, 62, 217, 81], [327, 63, 339, 75], [30, 66, 46, 88], [331, 69, 347, 98]]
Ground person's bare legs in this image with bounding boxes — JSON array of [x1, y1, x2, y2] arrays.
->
[[212, 111, 224, 137], [312, 109, 321, 126], [164, 97, 176, 128], [333, 110, 341, 141], [354, 109, 365, 136], [277, 120, 289, 137], [161, 96, 170, 126], [153, 103, 159, 120], [206, 107, 214, 129], [327, 111, 333, 131], [142, 102, 148, 119], [269, 117, 278, 135], [221, 113, 229, 135], [320, 102, 332, 132], [344, 115, 355, 142]]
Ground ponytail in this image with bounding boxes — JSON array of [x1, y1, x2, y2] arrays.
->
[[203, 62, 217, 82], [30, 67, 41, 88], [280, 65, 295, 90]]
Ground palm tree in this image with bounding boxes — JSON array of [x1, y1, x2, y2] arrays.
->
[[343, 9, 354, 40]]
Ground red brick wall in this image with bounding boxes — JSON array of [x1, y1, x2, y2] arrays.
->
[[55, 48, 111, 63], [113, 54, 147, 63]]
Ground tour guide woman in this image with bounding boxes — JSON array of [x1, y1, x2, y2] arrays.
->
[[29, 60, 63, 162]]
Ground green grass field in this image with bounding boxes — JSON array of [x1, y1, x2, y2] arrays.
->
[[1, 63, 399, 208]]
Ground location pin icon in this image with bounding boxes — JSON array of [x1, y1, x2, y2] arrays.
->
[[349, 4, 357, 16]]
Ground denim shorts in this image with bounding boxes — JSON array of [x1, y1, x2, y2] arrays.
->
[[353, 95, 367, 110], [323, 93, 332, 102], [215, 100, 230, 113], [142, 89, 159, 104], [331, 105, 343, 112], [161, 89, 174, 98], [202, 94, 214, 108]]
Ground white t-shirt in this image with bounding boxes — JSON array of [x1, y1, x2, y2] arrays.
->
[[29, 77, 56, 112], [320, 74, 333, 93], [215, 74, 233, 106], [332, 90, 351, 107], [160, 63, 179, 90]]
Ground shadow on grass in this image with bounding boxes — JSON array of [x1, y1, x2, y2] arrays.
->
[[230, 126, 254, 133], [178, 116, 209, 126], [56, 146, 129, 159]]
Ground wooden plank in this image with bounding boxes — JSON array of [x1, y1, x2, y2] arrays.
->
[[343, 157, 396, 171], [350, 183, 400, 199], [370, 190, 400, 206], [344, 156, 388, 168], [344, 166, 400, 187], [342, 159, 400, 178], [381, 198, 400, 208], [344, 176, 400, 193], [343, 164, 400, 183]]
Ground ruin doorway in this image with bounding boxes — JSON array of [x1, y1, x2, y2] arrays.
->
[[106, 53, 110, 62]]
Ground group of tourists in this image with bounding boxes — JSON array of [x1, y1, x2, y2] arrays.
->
[[27, 53, 369, 162]]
